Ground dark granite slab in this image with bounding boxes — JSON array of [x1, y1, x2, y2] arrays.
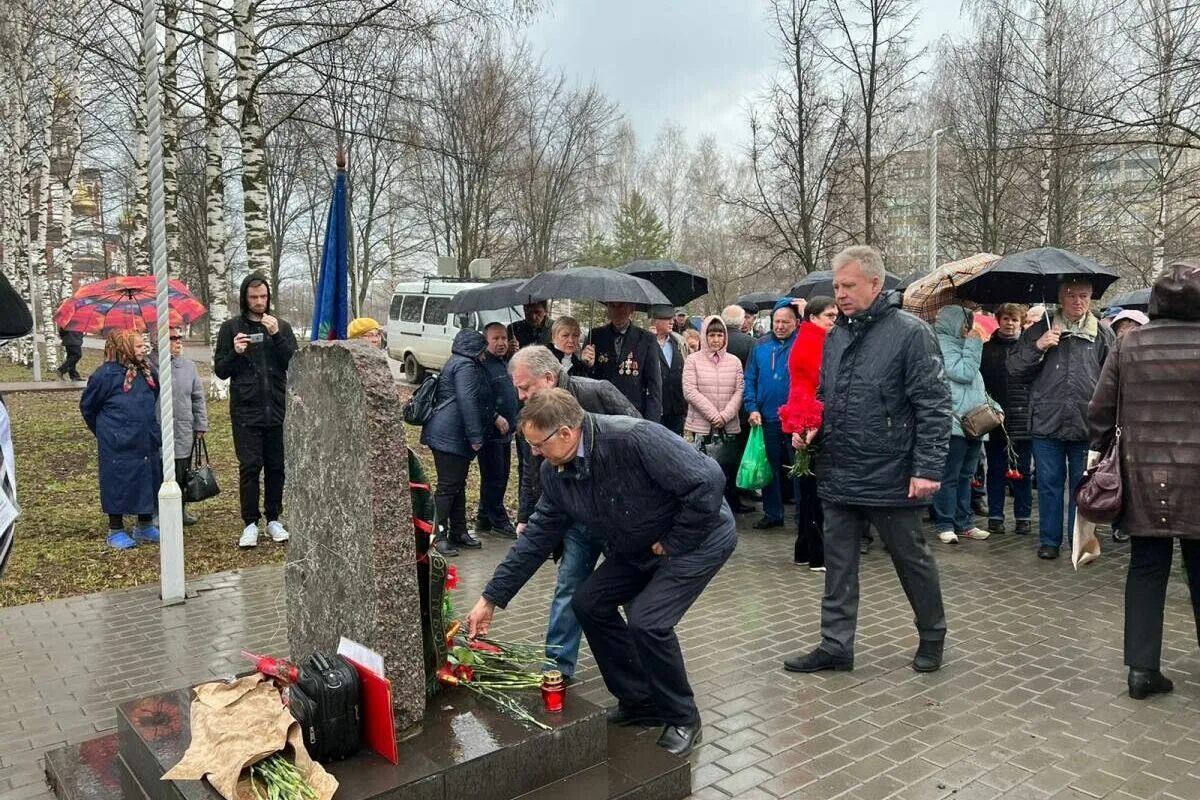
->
[[111, 684, 607, 800], [48, 680, 686, 800]]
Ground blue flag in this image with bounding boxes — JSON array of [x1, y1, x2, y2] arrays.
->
[[311, 167, 349, 340]]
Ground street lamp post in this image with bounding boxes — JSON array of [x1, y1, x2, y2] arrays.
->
[[929, 127, 951, 273], [141, 0, 185, 604]]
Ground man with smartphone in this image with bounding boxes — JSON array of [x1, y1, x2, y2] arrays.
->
[[213, 272, 298, 548]]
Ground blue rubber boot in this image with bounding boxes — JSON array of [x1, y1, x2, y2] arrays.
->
[[133, 525, 160, 544], [106, 530, 137, 549]]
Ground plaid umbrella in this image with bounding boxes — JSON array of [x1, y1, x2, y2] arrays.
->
[[54, 275, 206, 335], [902, 253, 1002, 323]]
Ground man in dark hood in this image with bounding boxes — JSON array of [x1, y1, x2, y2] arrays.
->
[[213, 272, 298, 548]]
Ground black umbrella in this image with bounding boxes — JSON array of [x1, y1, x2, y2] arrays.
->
[[787, 270, 901, 300], [956, 247, 1120, 304], [617, 260, 708, 306], [449, 279, 539, 313], [1104, 287, 1150, 311], [519, 266, 670, 308], [0, 272, 32, 343], [733, 291, 782, 313]]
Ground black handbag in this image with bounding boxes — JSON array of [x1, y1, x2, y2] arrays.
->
[[183, 438, 221, 503], [287, 652, 362, 763], [694, 431, 739, 468]]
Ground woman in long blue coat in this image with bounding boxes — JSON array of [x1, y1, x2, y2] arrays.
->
[[80, 329, 163, 549]]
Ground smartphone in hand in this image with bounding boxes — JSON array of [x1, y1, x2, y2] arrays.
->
[[248, 332, 265, 344]]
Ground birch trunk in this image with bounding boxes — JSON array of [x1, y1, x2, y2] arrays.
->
[[233, 0, 273, 280], [1038, 0, 1056, 247], [163, 0, 181, 278], [202, 0, 229, 399], [133, 43, 151, 275]]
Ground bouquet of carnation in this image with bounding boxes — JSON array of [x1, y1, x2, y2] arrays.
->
[[780, 398, 824, 478]]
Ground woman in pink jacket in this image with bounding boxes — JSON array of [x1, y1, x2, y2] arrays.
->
[[683, 315, 745, 511]]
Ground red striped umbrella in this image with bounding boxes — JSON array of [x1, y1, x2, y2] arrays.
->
[[54, 276, 206, 335]]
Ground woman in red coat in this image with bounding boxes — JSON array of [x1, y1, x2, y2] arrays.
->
[[779, 297, 838, 570]]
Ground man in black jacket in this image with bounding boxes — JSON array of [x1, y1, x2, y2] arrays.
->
[[467, 389, 734, 757], [650, 305, 686, 435], [506, 301, 552, 353], [57, 328, 84, 381], [587, 302, 662, 422], [784, 246, 952, 675], [213, 273, 298, 548], [509, 345, 637, 682]]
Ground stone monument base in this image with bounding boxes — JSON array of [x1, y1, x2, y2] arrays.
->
[[45, 682, 690, 800]]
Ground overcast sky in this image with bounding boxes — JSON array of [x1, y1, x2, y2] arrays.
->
[[525, 0, 968, 153]]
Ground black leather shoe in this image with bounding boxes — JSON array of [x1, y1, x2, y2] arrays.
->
[[490, 522, 518, 539], [183, 511, 199, 526], [1037, 545, 1059, 559], [860, 539, 871, 555], [434, 537, 459, 557], [452, 531, 483, 549], [1129, 668, 1173, 700], [912, 639, 944, 673], [1014, 520, 1032, 535], [606, 702, 662, 727], [753, 517, 784, 530], [656, 722, 702, 756], [474, 517, 493, 532], [783, 648, 853, 673], [729, 503, 755, 514]]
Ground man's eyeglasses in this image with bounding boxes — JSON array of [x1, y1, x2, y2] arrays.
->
[[169, 336, 183, 341], [525, 426, 564, 452]]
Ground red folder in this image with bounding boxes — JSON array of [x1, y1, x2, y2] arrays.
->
[[344, 657, 397, 764]]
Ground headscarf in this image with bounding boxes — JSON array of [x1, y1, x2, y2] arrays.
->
[[104, 329, 155, 393]]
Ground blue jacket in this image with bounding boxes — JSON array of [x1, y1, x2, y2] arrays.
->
[[80, 361, 163, 515], [419, 329, 494, 459], [933, 306, 996, 439], [743, 330, 796, 422], [483, 413, 736, 608], [481, 352, 518, 442]]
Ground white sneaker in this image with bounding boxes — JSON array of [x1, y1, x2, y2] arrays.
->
[[962, 527, 991, 541], [937, 530, 959, 544], [266, 520, 290, 542], [239, 523, 259, 549]]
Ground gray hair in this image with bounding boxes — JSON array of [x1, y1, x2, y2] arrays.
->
[[721, 304, 746, 327], [508, 345, 562, 384], [832, 245, 887, 282]]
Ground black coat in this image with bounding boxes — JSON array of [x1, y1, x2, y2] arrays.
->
[[980, 334, 1031, 440], [507, 319, 552, 351], [420, 329, 495, 459], [656, 333, 687, 420], [548, 345, 592, 378], [517, 370, 639, 523], [1007, 314, 1113, 442], [213, 273, 298, 427], [725, 328, 755, 370], [815, 292, 952, 507], [485, 413, 735, 608], [58, 328, 84, 349], [587, 323, 662, 422]]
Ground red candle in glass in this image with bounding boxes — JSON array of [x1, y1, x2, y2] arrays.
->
[[541, 671, 565, 713]]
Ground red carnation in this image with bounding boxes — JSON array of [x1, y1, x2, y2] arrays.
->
[[446, 564, 459, 590]]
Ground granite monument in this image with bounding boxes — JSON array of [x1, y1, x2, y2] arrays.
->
[[282, 341, 426, 735]]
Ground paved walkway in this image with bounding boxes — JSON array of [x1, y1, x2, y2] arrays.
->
[[3, 521, 1199, 800]]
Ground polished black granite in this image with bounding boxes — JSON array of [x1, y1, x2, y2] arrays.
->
[[47, 681, 689, 800]]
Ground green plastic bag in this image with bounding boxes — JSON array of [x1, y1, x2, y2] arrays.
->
[[736, 426, 774, 490]]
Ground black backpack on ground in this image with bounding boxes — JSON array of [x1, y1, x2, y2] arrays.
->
[[286, 652, 361, 763]]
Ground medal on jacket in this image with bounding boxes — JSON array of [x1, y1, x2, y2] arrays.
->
[[598, 353, 610, 364], [620, 353, 639, 376]]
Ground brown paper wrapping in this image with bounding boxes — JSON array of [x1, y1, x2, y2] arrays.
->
[[162, 676, 338, 800]]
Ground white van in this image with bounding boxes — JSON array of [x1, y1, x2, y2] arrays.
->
[[387, 279, 521, 383]]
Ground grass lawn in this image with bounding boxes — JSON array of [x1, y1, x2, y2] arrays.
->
[[1, 351, 513, 607]]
